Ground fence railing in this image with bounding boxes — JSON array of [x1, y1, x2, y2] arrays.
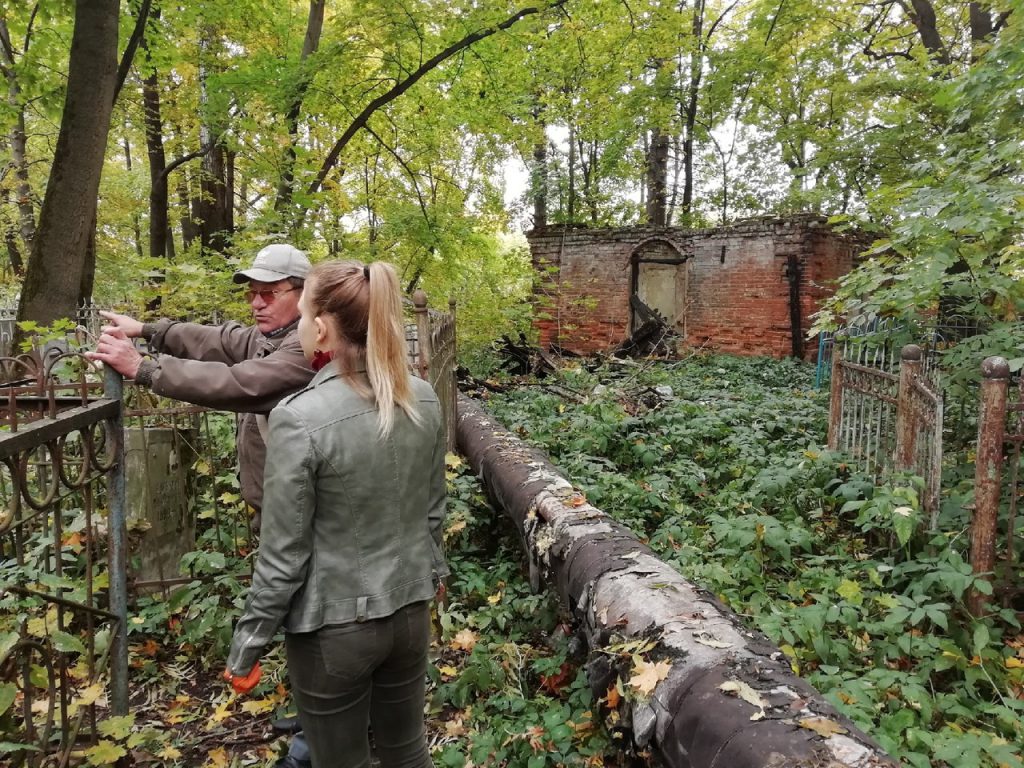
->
[[412, 291, 457, 452], [0, 354, 128, 765], [827, 341, 944, 524]]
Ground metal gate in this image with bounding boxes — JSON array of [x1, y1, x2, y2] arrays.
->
[[0, 352, 128, 766], [827, 341, 943, 525]]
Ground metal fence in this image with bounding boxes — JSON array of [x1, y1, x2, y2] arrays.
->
[[411, 291, 457, 452], [0, 353, 128, 766], [827, 340, 944, 525]]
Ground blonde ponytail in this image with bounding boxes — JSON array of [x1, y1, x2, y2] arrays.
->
[[365, 261, 420, 436], [306, 260, 420, 437]]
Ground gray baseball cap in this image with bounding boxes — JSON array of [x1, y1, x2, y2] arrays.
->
[[232, 244, 311, 283]]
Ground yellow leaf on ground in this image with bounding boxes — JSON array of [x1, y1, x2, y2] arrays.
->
[[157, 745, 182, 760], [719, 680, 766, 710], [446, 518, 467, 535], [77, 682, 106, 707], [451, 629, 478, 652], [208, 699, 233, 728], [1006, 658, 1024, 669], [798, 717, 848, 738], [438, 665, 458, 679], [241, 698, 276, 715], [445, 718, 468, 737], [627, 658, 671, 696], [205, 747, 230, 767]]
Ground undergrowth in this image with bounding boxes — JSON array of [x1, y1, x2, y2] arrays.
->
[[484, 353, 1024, 768]]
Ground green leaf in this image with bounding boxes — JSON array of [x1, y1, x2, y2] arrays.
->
[[972, 624, 990, 656], [50, 630, 86, 655], [85, 740, 126, 766], [97, 714, 135, 740], [0, 683, 16, 716]]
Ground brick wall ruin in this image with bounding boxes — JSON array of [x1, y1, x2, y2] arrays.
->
[[527, 215, 867, 359]]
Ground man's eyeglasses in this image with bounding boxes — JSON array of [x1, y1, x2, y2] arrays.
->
[[244, 287, 298, 303]]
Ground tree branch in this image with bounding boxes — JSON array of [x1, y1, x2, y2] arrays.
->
[[112, 0, 152, 105], [305, 0, 567, 203]]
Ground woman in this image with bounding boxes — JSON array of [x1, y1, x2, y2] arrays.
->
[[225, 260, 447, 768]]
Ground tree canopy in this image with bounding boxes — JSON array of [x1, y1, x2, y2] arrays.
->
[[0, 0, 1019, 355]]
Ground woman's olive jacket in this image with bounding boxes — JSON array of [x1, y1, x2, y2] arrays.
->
[[226, 366, 448, 675]]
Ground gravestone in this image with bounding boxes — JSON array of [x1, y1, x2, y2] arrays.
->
[[126, 426, 197, 590]]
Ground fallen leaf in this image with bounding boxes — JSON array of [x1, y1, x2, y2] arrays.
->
[[241, 698, 276, 715], [77, 682, 106, 707], [450, 629, 478, 652], [627, 658, 671, 696], [206, 747, 230, 767], [85, 740, 126, 764], [719, 680, 766, 710], [798, 717, 848, 738], [208, 699, 233, 727], [438, 665, 458, 679], [605, 684, 620, 708], [157, 745, 182, 760]]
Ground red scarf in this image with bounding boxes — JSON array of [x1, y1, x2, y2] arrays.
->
[[311, 350, 334, 371]]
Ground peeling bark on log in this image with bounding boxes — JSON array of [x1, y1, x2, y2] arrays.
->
[[456, 394, 896, 768]]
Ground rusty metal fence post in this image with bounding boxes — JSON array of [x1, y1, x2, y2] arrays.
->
[[894, 345, 921, 472], [412, 290, 432, 382], [827, 339, 843, 450], [969, 356, 1009, 616]]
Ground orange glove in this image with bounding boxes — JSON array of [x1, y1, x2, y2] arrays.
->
[[223, 662, 261, 694]]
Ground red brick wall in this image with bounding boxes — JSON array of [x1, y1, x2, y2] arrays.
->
[[527, 216, 867, 359]]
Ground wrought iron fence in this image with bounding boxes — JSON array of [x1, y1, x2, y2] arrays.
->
[[827, 341, 944, 525], [0, 353, 128, 766]]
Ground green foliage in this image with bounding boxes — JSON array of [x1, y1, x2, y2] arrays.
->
[[432, 457, 612, 766], [815, 1, 1024, 383], [486, 354, 1024, 768]]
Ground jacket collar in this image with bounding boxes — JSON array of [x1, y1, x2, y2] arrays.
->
[[309, 363, 367, 387]]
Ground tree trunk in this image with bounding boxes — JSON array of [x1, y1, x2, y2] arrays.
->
[[178, 173, 198, 251], [0, 19, 37, 254], [198, 33, 231, 253], [679, 0, 705, 225], [531, 105, 548, 228], [274, 0, 325, 219], [17, 0, 119, 329], [122, 131, 144, 259], [906, 0, 951, 66], [143, 68, 169, 259], [2, 189, 23, 275], [645, 127, 669, 226], [455, 394, 897, 768]]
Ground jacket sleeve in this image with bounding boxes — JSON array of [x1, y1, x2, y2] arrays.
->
[[427, 407, 449, 580], [146, 337, 313, 413], [226, 404, 316, 675], [146, 319, 255, 365]]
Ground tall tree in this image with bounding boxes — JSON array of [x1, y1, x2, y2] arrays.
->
[[16, 0, 119, 327]]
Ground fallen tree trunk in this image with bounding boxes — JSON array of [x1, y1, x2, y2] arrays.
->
[[456, 394, 896, 768]]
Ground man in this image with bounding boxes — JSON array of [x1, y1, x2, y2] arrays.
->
[[87, 242, 315, 768]]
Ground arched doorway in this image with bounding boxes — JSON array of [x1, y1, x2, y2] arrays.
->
[[629, 238, 688, 336]]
